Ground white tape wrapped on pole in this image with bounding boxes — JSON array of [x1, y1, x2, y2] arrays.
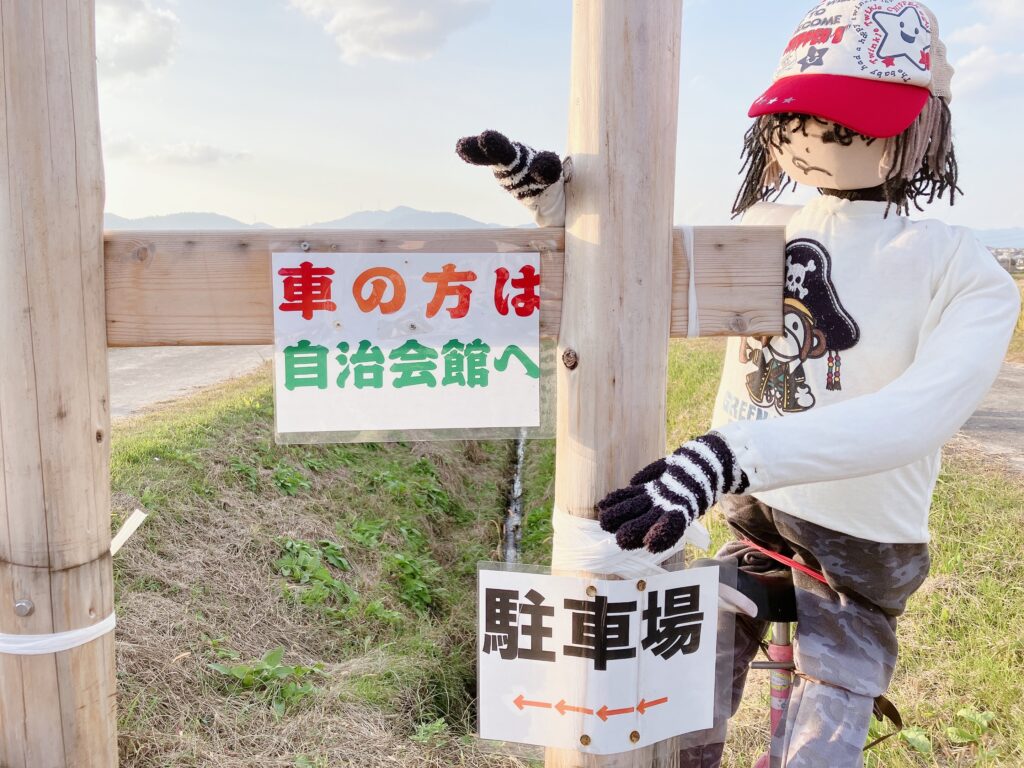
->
[[0, 613, 116, 657], [0, 509, 145, 656], [551, 507, 757, 617]]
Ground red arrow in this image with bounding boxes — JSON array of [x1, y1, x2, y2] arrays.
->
[[637, 697, 669, 715], [514, 694, 552, 711], [597, 704, 635, 722], [556, 699, 594, 716]]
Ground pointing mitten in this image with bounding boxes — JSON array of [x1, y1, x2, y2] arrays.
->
[[456, 130, 567, 226], [598, 432, 750, 553]]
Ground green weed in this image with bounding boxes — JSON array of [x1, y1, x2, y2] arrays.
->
[[369, 459, 463, 520], [301, 453, 331, 473], [410, 717, 451, 747], [387, 552, 443, 613], [271, 463, 311, 496], [208, 646, 321, 718], [275, 538, 356, 607], [228, 456, 260, 490], [944, 707, 999, 759], [347, 518, 386, 547]]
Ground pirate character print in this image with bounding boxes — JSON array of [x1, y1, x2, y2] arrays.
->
[[742, 239, 861, 414]]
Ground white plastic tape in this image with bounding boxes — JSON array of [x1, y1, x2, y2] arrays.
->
[[0, 612, 116, 656], [551, 506, 709, 579], [683, 226, 700, 338], [550, 508, 756, 616]]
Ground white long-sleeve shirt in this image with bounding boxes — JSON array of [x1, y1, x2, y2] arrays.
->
[[713, 195, 1020, 543]]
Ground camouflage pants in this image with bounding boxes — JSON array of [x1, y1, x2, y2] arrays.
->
[[680, 495, 930, 768]]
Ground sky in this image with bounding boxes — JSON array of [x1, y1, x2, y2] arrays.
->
[[97, 0, 1024, 230]]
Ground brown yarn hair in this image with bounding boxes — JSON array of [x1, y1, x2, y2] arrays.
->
[[732, 95, 960, 218]]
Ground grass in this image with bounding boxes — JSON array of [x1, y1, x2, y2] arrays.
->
[[112, 366, 525, 767], [520, 338, 1024, 767], [113, 330, 1024, 766], [1006, 279, 1023, 364]]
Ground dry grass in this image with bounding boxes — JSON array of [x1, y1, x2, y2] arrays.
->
[[112, 367, 530, 767], [112, 329, 1024, 766]]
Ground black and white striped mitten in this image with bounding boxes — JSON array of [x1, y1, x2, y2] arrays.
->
[[598, 432, 750, 554], [456, 130, 563, 209]]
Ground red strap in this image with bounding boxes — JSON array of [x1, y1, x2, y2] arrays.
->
[[740, 539, 829, 585]]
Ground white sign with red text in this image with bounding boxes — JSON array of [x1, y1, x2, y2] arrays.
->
[[272, 251, 540, 440]]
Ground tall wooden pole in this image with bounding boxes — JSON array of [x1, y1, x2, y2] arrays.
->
[[0, 2, 117, 767], [547, 2, 683, 767]]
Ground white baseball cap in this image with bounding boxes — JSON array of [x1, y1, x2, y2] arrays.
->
[[749, 0, 953, 138]]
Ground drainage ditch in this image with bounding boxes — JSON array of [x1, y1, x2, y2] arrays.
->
[[502, 434, 526, 564]]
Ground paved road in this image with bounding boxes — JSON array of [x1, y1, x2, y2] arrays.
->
[[108, 346, 272, 419], [962, 362, 1024, 474]]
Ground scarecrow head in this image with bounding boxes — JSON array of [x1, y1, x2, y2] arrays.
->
[[733, 0, 958, 216]]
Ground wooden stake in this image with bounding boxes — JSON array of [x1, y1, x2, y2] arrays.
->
[[0, 2, 116, 766], [546, 2, 684, 766]]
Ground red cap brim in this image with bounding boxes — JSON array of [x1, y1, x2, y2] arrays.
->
[[748, 74, 930, 138]]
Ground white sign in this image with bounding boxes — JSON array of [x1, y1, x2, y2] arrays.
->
[[478, 565, 719, 755], [272, 252, 540, 440]]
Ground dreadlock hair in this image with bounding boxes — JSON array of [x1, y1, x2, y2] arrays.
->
[[732, 95, 960, 218]]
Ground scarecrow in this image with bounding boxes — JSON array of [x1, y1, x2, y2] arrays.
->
[[457, 1, 1020, 765]]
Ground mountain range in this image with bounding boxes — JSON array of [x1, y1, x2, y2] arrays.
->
[[103, 206, 508, 231], [103, 206, 1023, 247]]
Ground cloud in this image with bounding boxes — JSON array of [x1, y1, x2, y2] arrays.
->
[[105, 136, 249, 166], [288, 0, 491, 63], [953, 45, 1024, 96], [96, 0, 180, 80], [949, 0, 1024, 45], [946, 0, 1024, 99]]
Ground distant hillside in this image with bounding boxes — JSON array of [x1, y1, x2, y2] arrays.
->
[[105, 207, 1016, 241], [104, 212, 267, 230], [977, 228, 1024, 249], [103, 206, 526, 231], [308, 206, 500, 229]]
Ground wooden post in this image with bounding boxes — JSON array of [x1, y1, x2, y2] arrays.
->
[[547, 2, 684, 767], [0, 3, 117, 767]]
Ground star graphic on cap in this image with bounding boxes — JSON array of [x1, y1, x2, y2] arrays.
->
[[798, 45, 828, 72], [783, 97, 796, 104], [873, 6, 931, 72]]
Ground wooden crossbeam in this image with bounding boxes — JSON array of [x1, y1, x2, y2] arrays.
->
[[103, 226, 783, 347]]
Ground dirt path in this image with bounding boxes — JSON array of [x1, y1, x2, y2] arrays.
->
[[961, 362, 1024, 474], [108, 346, 272, 419]]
